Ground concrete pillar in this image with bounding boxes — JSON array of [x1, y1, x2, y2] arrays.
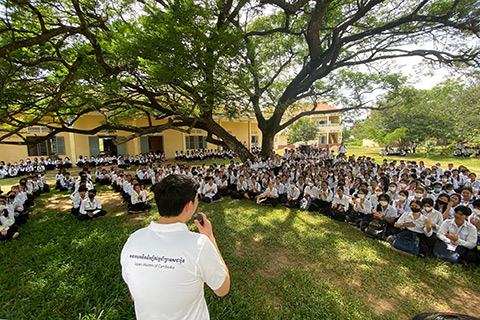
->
[[68, 132, 77, 161]]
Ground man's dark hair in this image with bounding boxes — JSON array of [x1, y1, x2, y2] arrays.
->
[[153, 175, 199, 217]]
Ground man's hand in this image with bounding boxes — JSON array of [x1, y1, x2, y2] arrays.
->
[[1, 229, 7, 236], [194, 212, 214, 239]]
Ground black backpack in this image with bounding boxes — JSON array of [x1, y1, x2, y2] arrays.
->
[[364, 218, 387, 240]]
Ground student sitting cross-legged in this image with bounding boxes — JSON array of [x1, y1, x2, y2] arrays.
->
[[256, 181, 279, 207], [129, 184, 152, 214], [0, 197, 19, 241], [202, 177, 221, 203], [70, 186, 88, 216], [77, 189, 107, 221], [433, 205, 478, 264]]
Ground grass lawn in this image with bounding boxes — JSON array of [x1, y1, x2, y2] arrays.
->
[[346, 147, 480, 174], [1, 182, 479, 319]]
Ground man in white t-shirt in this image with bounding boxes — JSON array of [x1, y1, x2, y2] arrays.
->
[[121, 174, 230, 320]]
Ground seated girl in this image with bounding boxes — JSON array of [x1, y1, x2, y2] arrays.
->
[[257, 181, 279, 207], [330, 186, 350, 221], [393, 200, 433, 256], [245, 176, 261, 200], [129, 184, 152, 214], [373, 193, 398, 236]]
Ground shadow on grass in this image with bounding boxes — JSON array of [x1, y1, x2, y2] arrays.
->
[[201, 198, 480, 320]]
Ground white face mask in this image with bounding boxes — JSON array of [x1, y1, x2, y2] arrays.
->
[[358, 194, 365, 199], [0, 205, 5, 211], [375, 191, 382, 196], [415, 193, 423, 198], [424, 207, 433, 213], [398, 195, 406, 201], [389, 187, 396, 192], [399, 183, 407, 189], [473, 209, 480, 216], [379, 201, 388, 207]]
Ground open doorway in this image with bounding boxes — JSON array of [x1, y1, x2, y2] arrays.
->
[[99, 136, 118, 156], [148, 136, 164, 153]]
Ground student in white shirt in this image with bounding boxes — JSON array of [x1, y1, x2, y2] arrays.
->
[[202, 177, 221, 203], [120, 175, 229, 320], [246, 176, 261, 200], [393, 190, 410, 216], [0, 198, 19, 241], [393, 200, 433, 256], [217, 175, 229, 197], [285, 181, 301, 208], [331, 186, 350, 221], [78, 189, 106, 221], [231, 175, 248, 199], [129, 184, 152, 214], [257, 181, 278, 207], [433, 205, 478, 264], [373, 193, 398, 236]]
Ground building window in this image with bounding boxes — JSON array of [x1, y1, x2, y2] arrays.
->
[[26, 136, 65, 156], [185, 136, 207, 150], [251, 135, 259, 147], [318, 136, 327, 144]]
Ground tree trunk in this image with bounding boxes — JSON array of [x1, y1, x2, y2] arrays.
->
[[260, 130, 275, 159]]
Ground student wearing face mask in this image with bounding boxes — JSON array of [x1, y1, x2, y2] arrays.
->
[[394, 190, 410, 215], [469, 199, 480, 264], [435, 194, 454, 220], [349, 188, 373, 229], [434, 206, 478, 264], [386, 182, 398, 201], [421, 198, 444, 256], [369, 187, 383, 209], [428, 182, 444, 200], [408, 187, 425, 203], [373, 194, 398, 236], [78, 189, 107, 221], [285, 181, 301, 208], [393, 200, 433, 256]]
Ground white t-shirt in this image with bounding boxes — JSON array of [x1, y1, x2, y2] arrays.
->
[[121, 222, 227, 320]]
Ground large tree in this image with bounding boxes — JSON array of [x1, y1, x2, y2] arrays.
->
[[1, 0, 479, 161]]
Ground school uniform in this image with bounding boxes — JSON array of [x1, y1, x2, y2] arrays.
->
[[434, 219, 478, 263], [129, 190, 152, 212], [78, 198, 106, 220]]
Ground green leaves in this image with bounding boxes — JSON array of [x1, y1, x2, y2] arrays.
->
[[287, 118, 319, 144]]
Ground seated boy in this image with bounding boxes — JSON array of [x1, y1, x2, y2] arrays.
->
[[78, 189, 107, 221]]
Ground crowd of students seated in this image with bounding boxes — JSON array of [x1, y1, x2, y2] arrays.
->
[[75, 152, 167, 168], [2, 147, 479, 265], [54, 169, 107, 220], [126, 149, 478, 265], [174, 149, 234, 161], [0, 174, 49, 241]]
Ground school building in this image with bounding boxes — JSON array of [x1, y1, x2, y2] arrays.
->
[[1, 104, 342, 163]]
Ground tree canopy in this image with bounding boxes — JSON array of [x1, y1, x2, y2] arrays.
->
[[1, 0, 479, 160], [287, 118, 318, 145], [353, 78, 480, 147]]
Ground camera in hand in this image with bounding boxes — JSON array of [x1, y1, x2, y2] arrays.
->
[[194, 213, 204, 226]]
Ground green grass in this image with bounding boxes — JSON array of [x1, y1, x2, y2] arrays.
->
[[347, 147, 480, 173], [1, 188, 479, 320]]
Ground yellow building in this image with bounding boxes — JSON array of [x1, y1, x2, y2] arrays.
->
[[1, 104, 342, 163], [0, 114, 263, 163]]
